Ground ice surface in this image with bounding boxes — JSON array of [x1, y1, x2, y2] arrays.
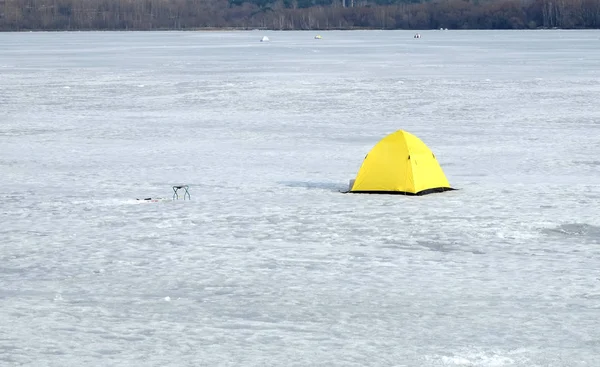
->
[[1, 30, 600, 366]]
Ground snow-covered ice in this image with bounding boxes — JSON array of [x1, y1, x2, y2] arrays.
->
[[1, 30, 600, 366]]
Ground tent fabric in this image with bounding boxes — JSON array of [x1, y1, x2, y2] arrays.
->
[[349, 130, 452, 195]]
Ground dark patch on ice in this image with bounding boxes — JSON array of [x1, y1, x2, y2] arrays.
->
[[0, 355, 17, 365], [542, 223, 600, 240], [417, 240, 484, 254], [0, 127, 64, 136], [278, 181, 345, 192], [0, 159, 20, 167], [0, 267, 24, 274], [96, 349, 122, 355], [0, 344, 19, 353], [380, 239, 484, 254], [573, 160, 600, 167], [42, 350, 66, 355]]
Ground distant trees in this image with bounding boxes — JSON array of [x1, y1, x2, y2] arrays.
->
[[1, 0, 599, 30]]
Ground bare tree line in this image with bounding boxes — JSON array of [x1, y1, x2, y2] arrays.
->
[[1, 0, 599, 30]]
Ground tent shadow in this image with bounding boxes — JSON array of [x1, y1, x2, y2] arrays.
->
[[278, 181, 346, 192]]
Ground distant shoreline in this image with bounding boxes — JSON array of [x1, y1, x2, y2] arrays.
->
[[2, 0, 599, 33], [0, 27, 590, 33]]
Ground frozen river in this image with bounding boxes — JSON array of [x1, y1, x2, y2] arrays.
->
[[1, 30, 600, 366]]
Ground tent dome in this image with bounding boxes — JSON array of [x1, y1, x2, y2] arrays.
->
[[349, 130, 453, 195]]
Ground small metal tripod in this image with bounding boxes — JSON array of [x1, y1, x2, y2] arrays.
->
[[172, 185, 190, 200]]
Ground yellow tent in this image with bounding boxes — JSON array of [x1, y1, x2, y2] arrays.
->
[[349, 130, 453, 195]]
